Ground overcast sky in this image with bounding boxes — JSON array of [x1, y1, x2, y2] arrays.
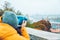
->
[[0, 0, 60, 16]]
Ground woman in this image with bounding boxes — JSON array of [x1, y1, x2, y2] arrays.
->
[[0, 11, 30, 40]]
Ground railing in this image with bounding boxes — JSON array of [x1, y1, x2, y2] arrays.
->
[[26, 27, 60, 40]]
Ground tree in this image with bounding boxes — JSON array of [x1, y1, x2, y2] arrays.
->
[[26, 15, 34, 28], [0, 9, 4, 16], [26, 20, 34, 28], [3, 1, 15, 12], [0, 1, 17, 16], [16, 10, 22, 15]]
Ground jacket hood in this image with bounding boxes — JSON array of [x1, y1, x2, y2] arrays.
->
[[2, 11, 18, 28]]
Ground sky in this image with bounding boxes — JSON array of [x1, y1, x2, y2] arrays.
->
[[0, 0, 60, 22]]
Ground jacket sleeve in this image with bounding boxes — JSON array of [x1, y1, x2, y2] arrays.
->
[[21, 27, 30, 40], [0, 23, 30, 40]]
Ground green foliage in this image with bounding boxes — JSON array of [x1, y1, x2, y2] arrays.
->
[[26, 20, 34, 28]]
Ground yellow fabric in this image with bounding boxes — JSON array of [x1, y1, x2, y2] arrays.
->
[[0, 23, 30, 40], [21, 27, 30, 40]]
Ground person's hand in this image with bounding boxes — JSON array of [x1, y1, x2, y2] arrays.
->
[[21, 20, 27, 27]]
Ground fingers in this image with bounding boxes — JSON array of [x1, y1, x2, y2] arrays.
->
[[21, 20, 27, 27]]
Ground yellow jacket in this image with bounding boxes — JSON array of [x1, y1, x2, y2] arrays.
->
[[0, 23, 30, 40], [0, 17, 2, 23]]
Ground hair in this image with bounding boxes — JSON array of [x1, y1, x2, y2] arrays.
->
[[39, 20, 51, 31], [35, 24, 46, 30], [2, 11, 18, 28]]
